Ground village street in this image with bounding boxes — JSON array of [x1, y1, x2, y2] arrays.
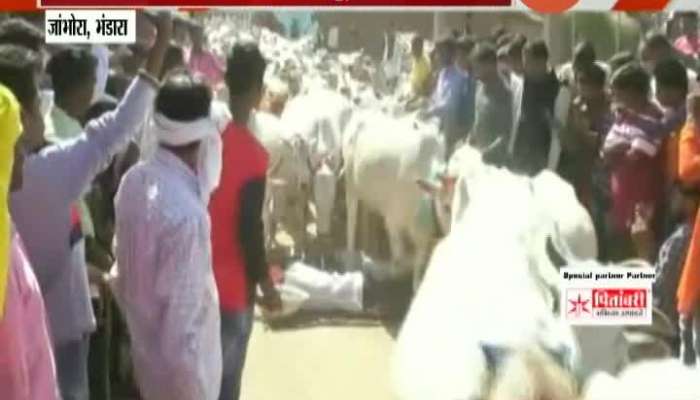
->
[[243, 321, 399, 400]]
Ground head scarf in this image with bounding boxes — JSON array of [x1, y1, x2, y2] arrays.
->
[[0, 84, 22, 319], [140, 100, 230, 203]]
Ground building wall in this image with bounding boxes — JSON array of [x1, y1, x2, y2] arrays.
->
[[316, 12, 434, 59], [315, 11, 544, 60], [312, 11, 641, 65], [437, 12, 544, 41]]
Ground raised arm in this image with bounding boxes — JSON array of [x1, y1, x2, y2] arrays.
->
[[39, 13, 172, 206]]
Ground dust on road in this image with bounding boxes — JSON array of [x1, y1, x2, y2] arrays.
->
[[242, 321, 399, 400]]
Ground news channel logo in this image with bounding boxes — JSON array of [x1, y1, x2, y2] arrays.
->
[[560, 267, 655, 326]]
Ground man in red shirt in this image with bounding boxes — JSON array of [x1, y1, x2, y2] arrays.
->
[[209, 43, 281, 400]]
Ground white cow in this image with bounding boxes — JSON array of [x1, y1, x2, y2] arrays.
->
[[393, 170, 580, 400], [413, 144, 649, 378], [418, 144, 598, 295], [282, 89, 354, 238], [343, 111, 445, 291], [582, 359, 700, 400], [248, 110, 311, 255]]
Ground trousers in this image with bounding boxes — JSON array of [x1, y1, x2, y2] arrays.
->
[[55, 336, 91, 400], [219, 308, 254, 400]]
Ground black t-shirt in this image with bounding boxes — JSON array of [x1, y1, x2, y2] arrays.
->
[[516, 71, 561, 152]]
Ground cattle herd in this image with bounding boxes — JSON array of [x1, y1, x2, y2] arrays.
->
[[201, 14, 700, 400]]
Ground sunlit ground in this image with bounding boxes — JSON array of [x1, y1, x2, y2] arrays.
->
[[242, 321, 399, 400]]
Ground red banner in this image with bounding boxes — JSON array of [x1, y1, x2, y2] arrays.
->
[[40, 0, 510, 7]]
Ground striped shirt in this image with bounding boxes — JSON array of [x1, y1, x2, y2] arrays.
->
[[603, 106, 664, 231], [603, 108, 663, 158]]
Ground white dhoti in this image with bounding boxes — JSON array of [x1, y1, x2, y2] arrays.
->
[[284, 262, 364, 313]]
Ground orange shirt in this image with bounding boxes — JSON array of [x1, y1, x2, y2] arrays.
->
[[678, 121, 700, 185], [676, 121, 700, 315], [664, 132, 680, 186]]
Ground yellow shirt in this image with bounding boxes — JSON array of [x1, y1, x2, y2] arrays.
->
[[411, 56, 431, 96], [0, 84, 22, 319]]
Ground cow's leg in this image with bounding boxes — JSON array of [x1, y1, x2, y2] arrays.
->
[[301, 191, 311, 261], [288, 191, 306, 260], [412, 245, 428, 294], [385, 218, 407, 276], [263, 188, 275, 251], [409, 227, 431, 293], [346, 180, 359, 262]]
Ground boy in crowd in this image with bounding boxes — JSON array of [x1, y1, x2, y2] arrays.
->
[[602, 64, 664, 263]]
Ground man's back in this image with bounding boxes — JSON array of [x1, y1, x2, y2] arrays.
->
[[114, 149, 221, 400]]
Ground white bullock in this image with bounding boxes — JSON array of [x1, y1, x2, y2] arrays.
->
[[282, 89, 354, 238], [411, 144, 651, 380], [248, 110, 311, 255], [582, 359, 700, 399], [343, 111, 445, 291], [393, 166, 580, 400]]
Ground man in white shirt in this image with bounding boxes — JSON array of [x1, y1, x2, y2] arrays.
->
[[113, 72, 224, 400]]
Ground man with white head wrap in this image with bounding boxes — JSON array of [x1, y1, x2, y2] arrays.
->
[[112, 73, 224, 400]]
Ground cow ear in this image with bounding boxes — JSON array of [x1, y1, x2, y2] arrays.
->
[[416, 178, 439, 194]]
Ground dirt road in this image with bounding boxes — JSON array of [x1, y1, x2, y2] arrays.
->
[[242, 321, 399, 400]]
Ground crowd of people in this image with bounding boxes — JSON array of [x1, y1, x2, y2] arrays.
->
[[1, 8, 700, 400], [407, 10, 700, 369], [0, 11, 285, 400]]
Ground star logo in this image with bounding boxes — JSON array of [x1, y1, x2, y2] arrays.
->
[[568, 293, 591, 317]]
